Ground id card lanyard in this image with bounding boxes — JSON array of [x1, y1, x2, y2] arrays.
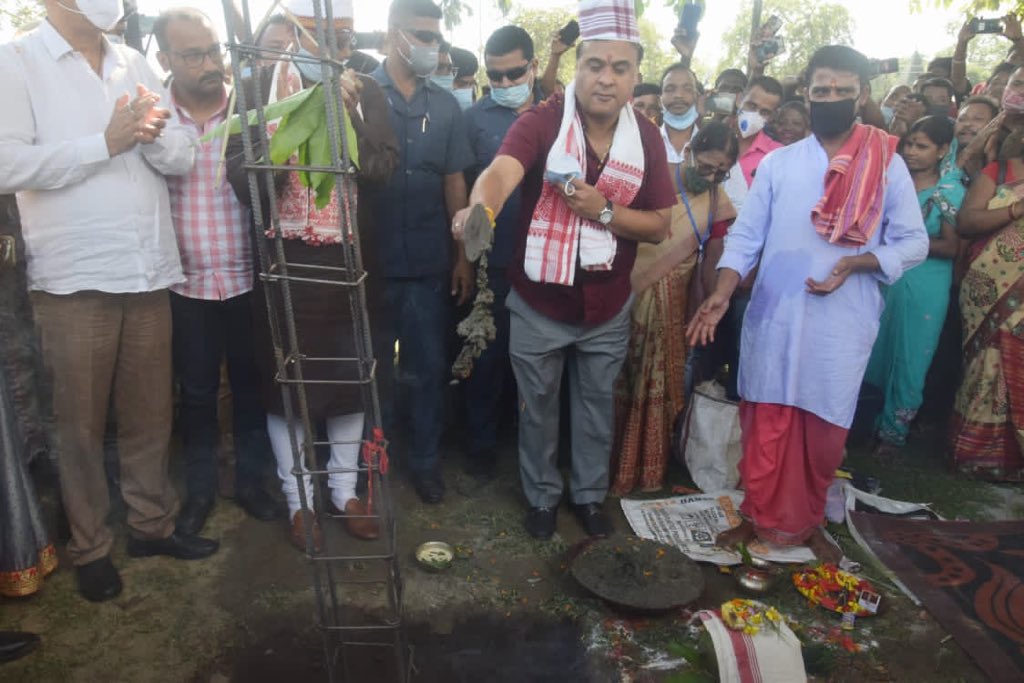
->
[[674, 163, 714, 259]]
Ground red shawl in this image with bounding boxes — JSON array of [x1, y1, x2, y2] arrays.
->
[[811, 124, 899, 248]]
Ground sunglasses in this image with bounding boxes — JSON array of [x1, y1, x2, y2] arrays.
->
[[402, 28, 444, 45], [486, 63, 530, 83]]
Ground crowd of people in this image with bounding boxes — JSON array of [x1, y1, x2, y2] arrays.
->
[[2, 0, 1024, 660]]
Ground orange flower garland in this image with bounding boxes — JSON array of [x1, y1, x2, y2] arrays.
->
[[792, 563, 877, 616]]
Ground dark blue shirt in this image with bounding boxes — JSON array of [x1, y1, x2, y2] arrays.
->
[[463, 91, 540, 269], [368, 62, 474, 278]]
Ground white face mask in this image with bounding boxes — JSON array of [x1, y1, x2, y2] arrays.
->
[[737, 110, 766, 139], [59, 0, 123, 32]]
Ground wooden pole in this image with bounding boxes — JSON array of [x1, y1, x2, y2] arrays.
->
[[748, 0, 763, 75]]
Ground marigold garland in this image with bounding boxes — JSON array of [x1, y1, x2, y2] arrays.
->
[[792, 563, 877, 616], [720, 599, 784, 636]]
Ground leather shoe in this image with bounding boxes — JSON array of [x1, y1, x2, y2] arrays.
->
[[524, 506, 557, 540], [572, 502, 612, 537], [413, 472, 445, 504], [175, 496, 214, 536], [127, 532, 219, 560], [290, 511, 323, 553], [342, 497, 380, 540], [75, 555, 122, 603], [236, 485, 283, 522], [0, 631, 40, 664]]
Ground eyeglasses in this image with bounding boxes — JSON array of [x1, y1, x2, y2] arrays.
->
[[693, 160, 730, 183], [486, 63, 530, 83], [402, 28, 444, 46], [173, 45, 225, 68]]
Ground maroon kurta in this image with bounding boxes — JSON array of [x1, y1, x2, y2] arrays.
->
[[497, 93, 677, 327]]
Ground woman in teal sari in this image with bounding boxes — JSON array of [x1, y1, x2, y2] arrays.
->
[[865, 116, 964, 454]]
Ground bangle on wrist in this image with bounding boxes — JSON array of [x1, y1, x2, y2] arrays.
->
[[1010, 203, 1020, 222]]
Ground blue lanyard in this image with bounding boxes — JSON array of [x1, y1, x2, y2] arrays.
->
[[674, 163, 715, 254]]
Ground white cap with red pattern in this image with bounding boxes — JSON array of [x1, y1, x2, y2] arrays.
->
[[578, 0, 641, 44]]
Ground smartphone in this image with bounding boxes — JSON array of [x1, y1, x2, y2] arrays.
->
[[675, 2, 703, 40], [558, 19, 580, 46], [760, 15, 782, 39], [869, 57, 900, 76], [353, 31, 384, 51], [708, 92, 736, 115], [755, 36, 785, 63], [970, 17, 1003, 34]]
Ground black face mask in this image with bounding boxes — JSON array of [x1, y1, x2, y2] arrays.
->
[[809, 98, 858, 139], [927, 103, 950, 117]]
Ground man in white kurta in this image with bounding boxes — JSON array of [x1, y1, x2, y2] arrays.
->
[[689, 46, 928, 560]]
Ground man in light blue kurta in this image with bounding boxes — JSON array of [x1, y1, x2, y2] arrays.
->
[[720, 132, 928, 429], [688, 46, 929, 561]]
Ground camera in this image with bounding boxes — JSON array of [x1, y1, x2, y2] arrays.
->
[[558, 19, 580, 47], [755, 36, 785, 64], [707, 92, 736, 116], [869, 58, 900, 76], [675, 2, 703, 40], [970, 17, 1004, 34]]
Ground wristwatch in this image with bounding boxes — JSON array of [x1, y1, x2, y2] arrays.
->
[[598, 199, 614, 226]]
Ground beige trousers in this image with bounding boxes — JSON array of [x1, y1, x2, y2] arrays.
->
[[32, 290, 178, 565]]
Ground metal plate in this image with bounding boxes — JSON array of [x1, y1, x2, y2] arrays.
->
[[571, 534, 704, 613]]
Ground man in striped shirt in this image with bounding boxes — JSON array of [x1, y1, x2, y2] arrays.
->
[[157, 8, 281, 535]]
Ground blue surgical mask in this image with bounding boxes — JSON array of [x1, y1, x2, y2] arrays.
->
[[430, 74, 454, 90], [295, 47, 323, 83], [492, 81, 532, 110], [663, 104, 698, 131], [453, 87, 474, 110]]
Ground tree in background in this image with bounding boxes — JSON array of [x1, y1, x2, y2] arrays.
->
[[716, 0, 854, 79], [0, 0, 44, 34]]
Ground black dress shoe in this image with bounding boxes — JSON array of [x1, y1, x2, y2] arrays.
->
[[524, 506, 557, 540], [75, 556, 122, 603], [572, 502, 612, 537], [127, 532, 219, 560], [413, 472, 445, 504], [0, 631, 40, 664], [175, 496, 215, 536], [235, 485, 284, 522]]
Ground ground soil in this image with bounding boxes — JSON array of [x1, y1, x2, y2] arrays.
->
[[0, 420, 1016, 682]]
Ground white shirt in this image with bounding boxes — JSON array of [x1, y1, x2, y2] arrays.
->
[[661, 122, 697, 165], [0, 21, 195, 295]]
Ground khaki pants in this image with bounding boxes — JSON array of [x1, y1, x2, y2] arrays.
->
[[32, 290, 178, 566]]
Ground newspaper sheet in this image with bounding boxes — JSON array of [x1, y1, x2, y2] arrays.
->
[[620, 491, 817, 565]]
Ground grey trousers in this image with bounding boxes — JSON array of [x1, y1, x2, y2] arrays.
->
[[507, 289, 632, 508]]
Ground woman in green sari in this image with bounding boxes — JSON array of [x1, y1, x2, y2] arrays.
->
[[865, 116, 963, 454], [951, 66, 1024, 480]]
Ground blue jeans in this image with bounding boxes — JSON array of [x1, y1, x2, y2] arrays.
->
[[379, 275, 450, 475], [462, 268, 512, 461], [170, 291, 270, 500]]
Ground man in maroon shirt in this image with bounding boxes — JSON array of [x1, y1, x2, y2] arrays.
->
[[451, 0, 675, 539]]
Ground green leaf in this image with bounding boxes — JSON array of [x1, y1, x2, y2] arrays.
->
[[342, 104, 360, 170], [270, 84, 325, 166], [666, 642, 702, 666], [199, 86, 320, 142]]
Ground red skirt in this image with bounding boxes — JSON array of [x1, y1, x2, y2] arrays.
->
[[738, 402, 848, 545]]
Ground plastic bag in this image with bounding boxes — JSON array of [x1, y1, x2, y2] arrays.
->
[[679, 380, 742, 492]]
